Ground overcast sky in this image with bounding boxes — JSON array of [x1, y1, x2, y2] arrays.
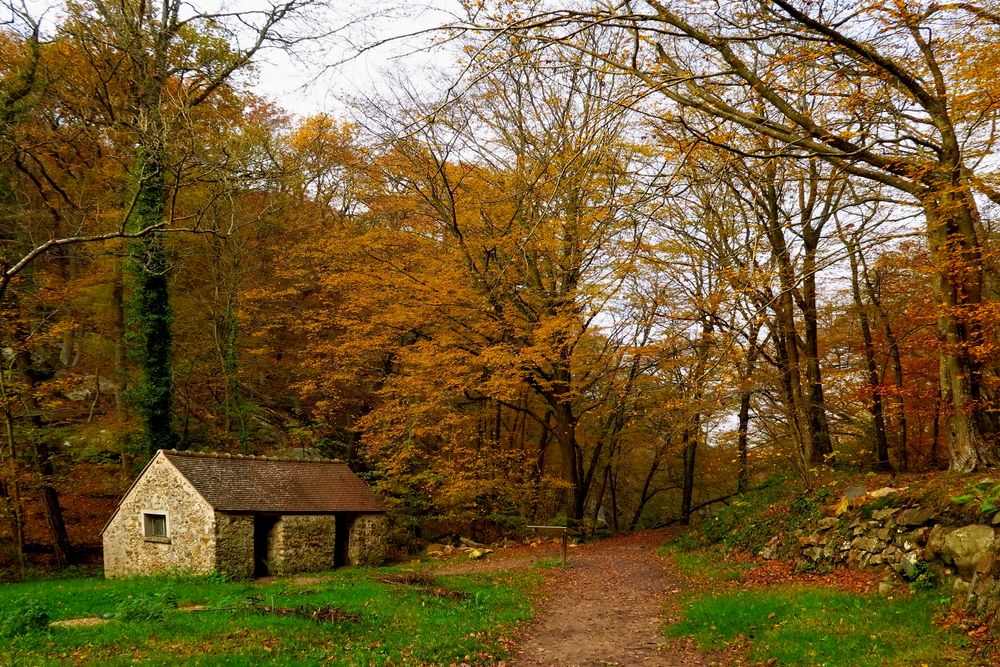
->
[[18, 0, 463, 119], [253, 2, 461, 118]]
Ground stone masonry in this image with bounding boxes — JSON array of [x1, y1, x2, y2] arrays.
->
[[348, 514, 388, 566], [764, 488, 1000, 625], [267, 515, 335, 575], [215, 512, 254, 579], [103, 450, 387, 578], [102, 454, 216, 578]]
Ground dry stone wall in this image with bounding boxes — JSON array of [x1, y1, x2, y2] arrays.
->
[[102, 455, 216, 578], [348, 514, 387, 566], [769, 488, 1000, 624]]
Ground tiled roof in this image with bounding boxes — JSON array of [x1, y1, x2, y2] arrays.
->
[[162, 450, 385, 513]]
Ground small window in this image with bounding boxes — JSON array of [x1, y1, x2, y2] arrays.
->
[[143, 512, 168, 538]]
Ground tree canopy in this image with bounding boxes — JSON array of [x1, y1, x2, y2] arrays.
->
[[4, 0, 1000, 567]]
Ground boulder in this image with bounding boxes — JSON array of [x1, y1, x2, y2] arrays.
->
[[845, 486, 867, 502], [932, 525, 996, 578], [872, 508, 899, 521], [816, 517, 840, 531], [897, 507, 936, 527], [894, 552, 921, 580], [948, 525, 996, 577]]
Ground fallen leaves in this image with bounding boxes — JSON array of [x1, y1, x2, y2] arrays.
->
[[732, 555, 880, 594]]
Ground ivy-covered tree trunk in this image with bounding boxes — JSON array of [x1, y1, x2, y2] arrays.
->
[[127, 152, 176, 457]]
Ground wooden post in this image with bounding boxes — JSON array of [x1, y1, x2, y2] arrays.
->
[[528, 525, 575, 564]]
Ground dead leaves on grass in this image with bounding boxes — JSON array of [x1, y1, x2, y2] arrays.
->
[[375, 572, 471, 600], [252, 603, 361, 624], [732, 554, 880, 594]]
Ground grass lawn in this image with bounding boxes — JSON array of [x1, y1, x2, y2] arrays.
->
[[0, 566, 537, 665], [666, 584, 970, 666]]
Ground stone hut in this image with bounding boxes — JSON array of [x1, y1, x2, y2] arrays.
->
[[102, 450, 387, 579]]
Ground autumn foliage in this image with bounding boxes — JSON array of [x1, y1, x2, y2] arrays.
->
[[4, 1, 1000, 571]]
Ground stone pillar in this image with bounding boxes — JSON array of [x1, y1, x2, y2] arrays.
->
[[347, 514, 387, 566], [215, 513, 254, 579]]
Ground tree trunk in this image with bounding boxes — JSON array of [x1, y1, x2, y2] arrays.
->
[[590, 465, 608, 536], [737, 389, 752, 493], [763, 178, 813, 467], [736, 322, 761, 493], [629, 455, 660, 531], [862, 257, 908, 470], [553, 403, 583, 526], [680, 428, 697, 526], [800, 247, 834, 466], [922, 184, 998, 471], [32, 438, 71, 567], [126, 148, 176, 457], [57, 248, 78, 367], [608, 462, 620, 533], [845, 237, 891, 471], [0, 364, 26, 574], [13, 348, 73, 566]]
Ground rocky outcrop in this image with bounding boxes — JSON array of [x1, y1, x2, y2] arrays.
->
[[927, 524, 996, 577], [768, 488, 1000, 624]]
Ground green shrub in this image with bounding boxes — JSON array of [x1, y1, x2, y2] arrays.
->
[[1, 597, 49, 638], [907, 561, 938, 591], [789, 494, 819, 519], [114, 591, 178, 622], [668, 481, 828, 557]]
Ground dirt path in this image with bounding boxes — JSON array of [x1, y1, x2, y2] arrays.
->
[[436, 529, 710, 666]]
